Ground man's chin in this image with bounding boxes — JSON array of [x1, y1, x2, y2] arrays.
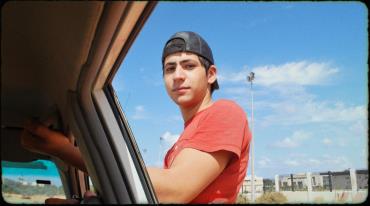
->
[[173, 97, 195, 107]]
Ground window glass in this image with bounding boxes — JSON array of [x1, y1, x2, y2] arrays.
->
[[1, 160, 66, 204], [111, 2, 367, 203], [88, 176, 95, 193]]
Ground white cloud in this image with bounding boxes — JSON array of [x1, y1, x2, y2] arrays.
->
[[281, 154, 352, 171], [160, 131, 180, 148], [218, 61, 338, 87], [284, 160, 300, 167], [308, 158, 321, 166], [168, 115, 182, 122], [218, 61, 363, 128], [322, 138, 332, 146], [253, 61, 338, 86], [321, 155, 352, 168], [258, 157, 272, 168], [217, 65, 248, 84], [261, 100, 366, 126], [350, 119, 368, 137], [337, 138, 347, 147], [274, 131, 311, 148], [132, 105, 148, 120], [223, 87, 249, 95], [157, 131, 180, 164], [279, 155, 353, 171]]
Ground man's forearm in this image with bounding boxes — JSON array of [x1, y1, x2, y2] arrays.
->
[[54, 143, 88, 173], [147, 167, 176, 203], [147, 167, 191, 203]]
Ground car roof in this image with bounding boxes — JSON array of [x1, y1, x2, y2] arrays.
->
[[1, 1, 104, 161]]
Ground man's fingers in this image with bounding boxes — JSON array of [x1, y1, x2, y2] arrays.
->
[[45, 198, 80, 204], [84, 190, 97, 198], [24, 119, 58, 140]]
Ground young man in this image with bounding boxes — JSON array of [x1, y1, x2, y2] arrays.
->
[[21, 31, 251, 204]]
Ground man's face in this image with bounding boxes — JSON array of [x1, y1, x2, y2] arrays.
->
[[163, 52, 213, 108]]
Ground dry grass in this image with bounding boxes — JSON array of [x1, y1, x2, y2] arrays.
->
[[2, 192, 66, 204], [256, 192, 288, 204]]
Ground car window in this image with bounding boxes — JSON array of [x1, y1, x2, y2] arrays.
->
[[1, 160, 66, 204], [111, 4, 182, 168], [111, 2, 367, 204]]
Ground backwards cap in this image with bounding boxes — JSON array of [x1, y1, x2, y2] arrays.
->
[[162, 31, 219, 91]]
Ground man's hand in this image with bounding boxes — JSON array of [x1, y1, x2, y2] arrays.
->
[[20, 119, 88, 172], [20, 119, 71, 157], [45, 198, 80, 204], [45, 191, 97, 204]]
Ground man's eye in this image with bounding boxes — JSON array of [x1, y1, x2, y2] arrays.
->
[[184, 64, 195, 69], [165, 67, 175, 73]]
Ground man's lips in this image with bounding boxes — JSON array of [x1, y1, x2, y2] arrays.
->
[[172, 87, 190, 92]]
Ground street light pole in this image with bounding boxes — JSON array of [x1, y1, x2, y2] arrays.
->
[[247, 72, 255, 202], [158, 136, 164, 165]]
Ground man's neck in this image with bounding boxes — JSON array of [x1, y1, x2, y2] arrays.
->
[[180, 95, 214, 123]]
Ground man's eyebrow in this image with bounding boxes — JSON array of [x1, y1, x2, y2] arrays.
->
[[164, 59, 198, 67], [179, 59, 197, 64], [164, 62, 176, 67]]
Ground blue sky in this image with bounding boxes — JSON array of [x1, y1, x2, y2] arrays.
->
[[2, 160, 63, 186], [112, 2, 368, 179]]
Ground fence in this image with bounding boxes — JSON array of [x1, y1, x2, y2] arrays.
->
[[239, 168, 368, 203], [274, 169, 368, 192]]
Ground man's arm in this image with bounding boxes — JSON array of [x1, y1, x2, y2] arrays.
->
[[147, 148, 232, 203], [21, 120, 88, 173], [21, 121, 232, 203]]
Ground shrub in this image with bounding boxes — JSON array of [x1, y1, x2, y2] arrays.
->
[[256, 192, 287, 204], [236, 194, 249, 204]]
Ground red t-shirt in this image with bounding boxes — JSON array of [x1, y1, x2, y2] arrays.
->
[[164, 99, 251, 204]]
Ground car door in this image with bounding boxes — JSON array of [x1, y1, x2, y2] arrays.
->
[[1, 1, 157, 204], [65, 1, 158, 204]]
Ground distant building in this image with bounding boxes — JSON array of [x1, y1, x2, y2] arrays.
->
[[276, 169, 368, 192], [262, 178, 274, 192], [280, 173, 309, 190], [245, 168, 368, 193], [311, 173, 324, 189], [320, 169, 356, 190], [331, 170, 351, 190], [356, 169, 368, 190], [239, 175, 264, 194]]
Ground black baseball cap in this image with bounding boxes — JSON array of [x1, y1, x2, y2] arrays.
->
[[162, 31, 219, 91]]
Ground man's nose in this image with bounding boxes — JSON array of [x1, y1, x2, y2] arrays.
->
[[173, 66, 185, 80]]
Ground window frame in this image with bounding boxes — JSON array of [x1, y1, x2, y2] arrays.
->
[[67, 1, 157, 204]]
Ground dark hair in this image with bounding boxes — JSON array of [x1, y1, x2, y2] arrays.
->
[[197, 55, 217, 94]]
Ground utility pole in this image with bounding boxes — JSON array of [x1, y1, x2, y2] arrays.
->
[[247, 72, 255, 202], [158, 136, 164, 165]]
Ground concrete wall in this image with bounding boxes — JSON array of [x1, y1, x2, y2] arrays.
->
[[281, 190, 368, 204]]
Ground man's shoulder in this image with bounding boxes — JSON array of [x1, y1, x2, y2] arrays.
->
[[213, 99, 245, 114], [215, 99, 242, 109]]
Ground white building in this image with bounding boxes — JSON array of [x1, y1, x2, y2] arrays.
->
[[239, 175, 264, 194], [311, 173, 324, 188], [280, 173, 324, 190], [280, 173, 307, 190]]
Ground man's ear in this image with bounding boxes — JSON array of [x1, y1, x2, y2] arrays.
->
[[207, 65, 217, 85]]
